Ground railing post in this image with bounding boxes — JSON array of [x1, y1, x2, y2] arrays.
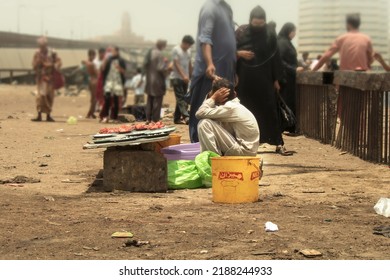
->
[[333, 72, 390, 164], [296, 72, 335, 144]]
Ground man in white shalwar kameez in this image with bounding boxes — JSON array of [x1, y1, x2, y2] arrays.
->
[[196, 79, 260, 156]]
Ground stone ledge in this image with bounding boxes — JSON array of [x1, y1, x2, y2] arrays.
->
[[298, 71, 390, 91], [334, 71, 390, 91], [296, 71, 325, 86]]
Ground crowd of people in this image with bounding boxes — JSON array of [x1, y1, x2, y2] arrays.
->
[[30, 0, 390, 158], [190, 2, 390, 157], [30, 36, 196, 125], [191, 2, 297, 156]]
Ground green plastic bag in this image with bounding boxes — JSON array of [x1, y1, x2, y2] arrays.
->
[[167, 160, 203, 190], [195, 151, 220, 188]]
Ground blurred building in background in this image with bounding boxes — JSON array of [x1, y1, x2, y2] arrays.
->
[[92, 12, 150, 46], [298, 0, 389, 60]]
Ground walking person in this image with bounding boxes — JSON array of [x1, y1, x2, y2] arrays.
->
[[236, 6, 292, 156], [31, 37, 62, 122], [144, 40, 169, 123], [171, 35, 195, 125], [277, 22, 304, 133], [189, 0, 237, 143], [100, 46, 126, 123], [129, 68, 146, 105], [95, 48, 106, 109], [84, 49, 98, 119]]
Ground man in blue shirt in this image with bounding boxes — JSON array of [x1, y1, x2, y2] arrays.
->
[[189, 0, 237, 143]]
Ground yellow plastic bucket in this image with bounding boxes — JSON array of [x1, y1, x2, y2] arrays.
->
[[155, 134, 182, 153], [211, 156, 261, 204]]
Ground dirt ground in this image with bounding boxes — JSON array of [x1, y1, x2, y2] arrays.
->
[[0, 85, 389, 260]]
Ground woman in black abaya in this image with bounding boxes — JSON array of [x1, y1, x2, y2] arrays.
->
[[277, 22, 303, 134], [236, 6, 292, 156]]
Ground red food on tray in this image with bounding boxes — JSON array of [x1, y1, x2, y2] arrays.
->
[[98, 122, 166, 134], [118, 125, 134, 133], [148, 121, 165, 130], [135, 124, 148, 131]]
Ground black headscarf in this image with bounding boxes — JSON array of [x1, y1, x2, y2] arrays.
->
[[250, 5, 266, 22], [278, 23, 296, 40], [249, 6, 267, 58], [277, 22, 298, 77], [236, 6, 278, 64]]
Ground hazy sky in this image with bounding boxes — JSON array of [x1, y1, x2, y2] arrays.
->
[[0, 0, 299, 43]]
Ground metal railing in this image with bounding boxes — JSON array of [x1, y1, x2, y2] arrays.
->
[[296, 71, 390, 165]]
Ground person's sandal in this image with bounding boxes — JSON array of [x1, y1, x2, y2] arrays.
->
[[276, 146, 293, 156], [46, 116, 55, 122]]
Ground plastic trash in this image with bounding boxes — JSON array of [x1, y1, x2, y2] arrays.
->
[[265, 222, 279, 232], [111, 232, 133, 238], [299, 249, 322, 258], [67, 116, 78, 125], [195, 151, 220, 188], [167, 160, 203, 190], [374, 198, 390, 218]]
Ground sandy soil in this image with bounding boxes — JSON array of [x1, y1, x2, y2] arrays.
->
[[0, 85, 389, 260]]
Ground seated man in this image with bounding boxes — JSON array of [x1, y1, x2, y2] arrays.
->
[[196, 78, 260, 156]]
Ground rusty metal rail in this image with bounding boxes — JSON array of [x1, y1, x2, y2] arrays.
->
[[296, 72, 337, 145], [296, 84, 336, 144], [297, 71, 390, 165], [335, 87, 390, 164]]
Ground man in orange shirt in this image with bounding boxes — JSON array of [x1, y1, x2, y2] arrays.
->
[[313, 13, 374, 72]]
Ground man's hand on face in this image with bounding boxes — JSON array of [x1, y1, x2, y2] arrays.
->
[[211, 88, 230, 104]]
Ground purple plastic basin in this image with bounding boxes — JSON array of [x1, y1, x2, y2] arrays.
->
[[162, 143, 201, 161], [162, 143, 200, 153]]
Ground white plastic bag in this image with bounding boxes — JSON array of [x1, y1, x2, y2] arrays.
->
[[374, 198, 390, 218], [265, 222, 279, 232]]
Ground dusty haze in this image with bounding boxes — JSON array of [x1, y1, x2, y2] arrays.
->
[[0, 0, 298, 43]]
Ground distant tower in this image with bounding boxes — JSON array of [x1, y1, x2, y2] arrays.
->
[[298, 0, 389, 59], [121, 12, 132, 39]]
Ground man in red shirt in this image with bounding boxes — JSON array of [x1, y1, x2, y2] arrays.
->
[[313, 13, 374, 72]]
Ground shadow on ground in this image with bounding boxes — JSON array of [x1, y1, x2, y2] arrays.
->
[[85, 169, 105, 193]]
